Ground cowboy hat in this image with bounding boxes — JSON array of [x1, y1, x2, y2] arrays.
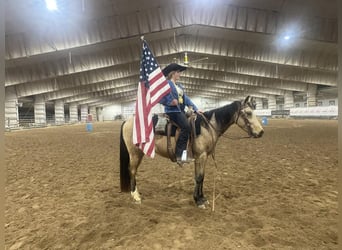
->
[[162, 63, 187, 76]]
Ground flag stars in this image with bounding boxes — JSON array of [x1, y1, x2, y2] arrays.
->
[[140, 41, 161, 77]]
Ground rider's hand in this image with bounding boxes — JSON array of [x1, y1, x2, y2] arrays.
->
[[170, 99, 178, 106]]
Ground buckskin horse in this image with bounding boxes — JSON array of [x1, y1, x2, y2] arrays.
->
[[119, 96, 264, 208]]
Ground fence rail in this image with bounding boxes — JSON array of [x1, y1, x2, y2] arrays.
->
[[5, 117, 81, 131], [254, 106, 338, 119]]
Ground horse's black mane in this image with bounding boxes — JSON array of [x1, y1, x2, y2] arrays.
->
[[201, 101, 241, 133]]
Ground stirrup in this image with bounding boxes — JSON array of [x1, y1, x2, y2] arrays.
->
[[176, 157, 195, 166]]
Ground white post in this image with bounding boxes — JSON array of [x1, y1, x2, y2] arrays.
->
[[55, 100, 65, 124], [307, 84, 317, 107], [284, 90, 294, 110], [267, 95, 276, 110], [97, 107, 103, 122], [80, 105, 88, 122], [255, 98, 263, 110], [5, 86, 19, 128], [89, 106, 97, 122], [69, 103, 78, 123], [34, 95, 46, 125]]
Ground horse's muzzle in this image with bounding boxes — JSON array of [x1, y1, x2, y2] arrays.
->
[[252, 130, 264, 138]]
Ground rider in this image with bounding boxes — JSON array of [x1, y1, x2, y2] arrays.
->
[[159, 63, 200, 164]]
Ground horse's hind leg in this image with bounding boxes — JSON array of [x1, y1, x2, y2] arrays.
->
[[120, 120, 144, 204], [193, 154, 209, 208], [129, 155, 143, 203]]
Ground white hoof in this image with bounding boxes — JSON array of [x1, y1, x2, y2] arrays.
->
[[197, 204, 207, 209], [131, 188, 141, 204]]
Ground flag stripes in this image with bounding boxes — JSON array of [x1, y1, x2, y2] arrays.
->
[[132, 40, 170, 157]]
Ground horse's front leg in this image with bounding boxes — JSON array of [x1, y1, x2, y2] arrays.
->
[[193, 154, 209, 208]]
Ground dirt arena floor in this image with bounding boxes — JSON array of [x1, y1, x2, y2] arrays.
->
[[5, 119, 338, 249]]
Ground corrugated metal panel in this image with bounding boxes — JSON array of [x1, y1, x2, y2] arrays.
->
[[5, 2, 337, 62], [236, 7, 247, 30], [182, 77, 284, 96], [6, 47, 140, 86], [246, 8, 257, 31], [10, 36, 337, 99], [225, 5, 238, 29], [4, 0, 338, 107], [207, 5, 228, 27], [42, 76, 138, 101], [265, 11, 277, 34], [255, 9, 267, 33], [184, 68, 308, 92], [4, 3, 279, 60]]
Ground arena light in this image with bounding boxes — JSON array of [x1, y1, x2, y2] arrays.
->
[[279, 33, 293, 47], [45, 0, 58, 11], [276, 24, 301, 48]]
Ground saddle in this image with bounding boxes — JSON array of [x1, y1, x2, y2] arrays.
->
[[152, 112, 201, 162]]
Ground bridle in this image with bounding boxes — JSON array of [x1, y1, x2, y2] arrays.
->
[[197, 102, 254, 140], [235, 103, 253, 137]]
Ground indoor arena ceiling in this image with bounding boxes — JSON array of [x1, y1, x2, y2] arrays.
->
[[5, 0, 338, 107]]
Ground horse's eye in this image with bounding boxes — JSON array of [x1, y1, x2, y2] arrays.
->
[[245, 111, 252, 116]]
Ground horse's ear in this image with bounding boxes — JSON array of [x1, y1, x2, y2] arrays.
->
[[251, 97, 256, 109], [244, 96, 250, 104]]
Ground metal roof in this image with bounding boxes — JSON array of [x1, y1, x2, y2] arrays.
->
[[5, 0, 338, 107]]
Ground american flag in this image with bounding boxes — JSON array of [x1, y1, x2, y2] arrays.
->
[[132, 40, 170, 157]]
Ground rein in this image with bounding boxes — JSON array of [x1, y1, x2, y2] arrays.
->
[[221, 133, 251, 140]]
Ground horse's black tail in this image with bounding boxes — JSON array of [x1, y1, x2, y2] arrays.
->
[[120, 121, 131, 192]]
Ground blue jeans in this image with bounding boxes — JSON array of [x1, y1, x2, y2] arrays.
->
[[167, 112, 191, 158]]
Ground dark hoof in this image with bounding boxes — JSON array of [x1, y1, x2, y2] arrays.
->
[[196, 197, 209, 208]]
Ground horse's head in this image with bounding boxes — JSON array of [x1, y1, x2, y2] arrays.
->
[[235, 96, 264, 138]]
